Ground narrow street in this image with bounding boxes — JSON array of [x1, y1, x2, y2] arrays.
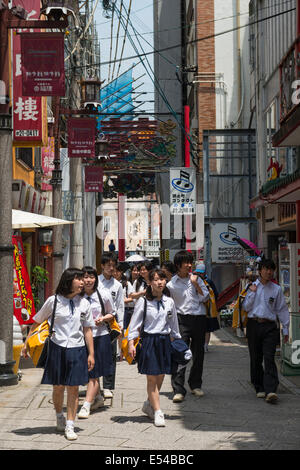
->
[[1, 327, 299, 451]]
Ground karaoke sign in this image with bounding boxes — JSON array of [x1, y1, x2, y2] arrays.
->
[[170, 167, 196, 215]]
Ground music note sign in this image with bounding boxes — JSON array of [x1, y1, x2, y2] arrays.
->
[[170, 167, 196, 215]]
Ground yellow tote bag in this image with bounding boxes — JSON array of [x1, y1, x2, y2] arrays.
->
[[26, 320, 50, 367]]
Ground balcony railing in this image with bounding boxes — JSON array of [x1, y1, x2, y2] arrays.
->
[[280, 37, 300, 123], [278, 202, 296, 226]]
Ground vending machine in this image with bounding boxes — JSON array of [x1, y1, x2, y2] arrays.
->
[[278, 243, 300, 375]]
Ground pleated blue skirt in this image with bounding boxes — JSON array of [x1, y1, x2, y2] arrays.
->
[[138, 333, 172, 376], [89, 334, 113, 379], [206, 316, 220, 332], [41, 340, 89, 386]]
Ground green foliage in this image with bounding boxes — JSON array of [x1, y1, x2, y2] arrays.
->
[[31, 265, 49, 310]]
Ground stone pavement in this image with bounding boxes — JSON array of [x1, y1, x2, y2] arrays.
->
[[1, 327, 300, 451]]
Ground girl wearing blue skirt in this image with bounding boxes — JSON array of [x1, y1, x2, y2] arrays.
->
[[78, 266, 115, 419], [23, 268, 95, 441], [128, 269, 181, 427]]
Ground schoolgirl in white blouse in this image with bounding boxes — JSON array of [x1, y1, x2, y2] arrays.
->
[[128, 269, 181, 427], [78, 266, 115, 419], [23, 268, 95, 441]]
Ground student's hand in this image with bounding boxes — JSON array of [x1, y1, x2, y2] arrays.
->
[[87, 354, 95, 371], [21, 344, 28, 358], [95, 316, 104, 326], [128, 343, 136, 359], [190, 274, 198, 285], [249, 284, 257, 292]]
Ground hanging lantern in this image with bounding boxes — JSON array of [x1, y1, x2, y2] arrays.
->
[[41, 0, 76, 22], [95, 133, 110, 159], [80, 77, 104, 110]]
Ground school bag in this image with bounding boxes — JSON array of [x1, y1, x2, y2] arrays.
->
[[121, 297, 147, 364], [232, 284, 251, 330], [27, 294, 57, 367], [96, 289, 121, 342]]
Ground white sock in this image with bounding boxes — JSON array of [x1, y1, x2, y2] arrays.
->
[[154, 409, 162, 415], [83, 401, 91, 409], [66, 420, 74, 428]]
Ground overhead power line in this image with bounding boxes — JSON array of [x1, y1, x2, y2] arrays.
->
[[75, 6, 295, 69]]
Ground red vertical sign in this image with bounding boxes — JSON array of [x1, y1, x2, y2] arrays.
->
[[12, 0, 44, 145], [12, 235, 36, 325], [41, 137, 55, 190], [85, 166, 103, 192], [21, 33, 65, 96], [68, 118, 95, 158]]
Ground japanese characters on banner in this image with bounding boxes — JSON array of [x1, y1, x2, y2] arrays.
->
[[85, 166, 103, 192], [12, 0, 47, 146], [12, 235, 36, 325], [21, 33, 65, 96], [170, 167, 196, 215], [68, 118, 95, 158], [211, 223, 250, 264], [41, 137, 55, 190]]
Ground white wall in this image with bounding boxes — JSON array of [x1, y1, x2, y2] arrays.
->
[[214, 0, 251, 128]]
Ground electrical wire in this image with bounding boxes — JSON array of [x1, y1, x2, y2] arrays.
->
[[116, 0, 132, 77], [73, 6, 296, 69], [115, 4, 198, 165], [108, 2, 115, 81], [111, 0, 124, 81]]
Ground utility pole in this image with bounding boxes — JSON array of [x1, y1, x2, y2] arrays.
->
[[0, 1, 67, 385], [51, 96, 64, 290]]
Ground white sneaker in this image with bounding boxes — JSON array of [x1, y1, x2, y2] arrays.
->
[[142, 400, 154, 420], [78, 405, 90, 419], [173, 393, 185, 403], [56, 415, 66, 432], [191, 388, 204, 397], [256, 392, 266, 398], [103, 389, 113, 399], [65, 425, 78, 440], [154, 410, 165, 427], [91, 395, 105, 411], [265, 392, 278, 404]]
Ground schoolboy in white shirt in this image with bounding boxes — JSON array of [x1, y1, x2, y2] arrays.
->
[[167, 250, 209, 403], [243, 258, 289, 404], [98, 253, 124, 398]]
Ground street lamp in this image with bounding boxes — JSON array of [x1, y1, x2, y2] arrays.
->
[[80, 77, 104, 110], [40, 0, 76, 22]]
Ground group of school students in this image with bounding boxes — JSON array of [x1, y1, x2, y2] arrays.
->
[[22, 250, 289, 441]]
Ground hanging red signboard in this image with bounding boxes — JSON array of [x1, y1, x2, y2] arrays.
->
[[85, 166, 103, 192], [41, 137, 55, 190], [12, 0, 47, 146], [21, 32, 65, 96], [12, 235, 36, 325], [68, 117, 95, 158]]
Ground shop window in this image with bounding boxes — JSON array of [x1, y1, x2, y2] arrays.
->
[[265, 100, 298, 178], [15, 147, 33, 170]]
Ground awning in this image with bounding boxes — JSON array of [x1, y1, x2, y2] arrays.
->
[[12, 209, 74, 229]]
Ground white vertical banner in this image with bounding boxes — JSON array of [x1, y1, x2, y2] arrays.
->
[[170, 167, 196, 215]]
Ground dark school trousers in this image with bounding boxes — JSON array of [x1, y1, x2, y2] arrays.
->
[[171, 314, 206, 396], [103, 340, 117, 390], [246, 318, 280, 394]]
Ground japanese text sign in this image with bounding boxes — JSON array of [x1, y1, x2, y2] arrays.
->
[[12, 0, 46, 145], [41, 137, 55, 190], [85, 166, 103, 192], [21, 33, 65, 96], [12, 235, 36, 325], [68, 118, 95, 158], [170, 167, 196, 215]]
